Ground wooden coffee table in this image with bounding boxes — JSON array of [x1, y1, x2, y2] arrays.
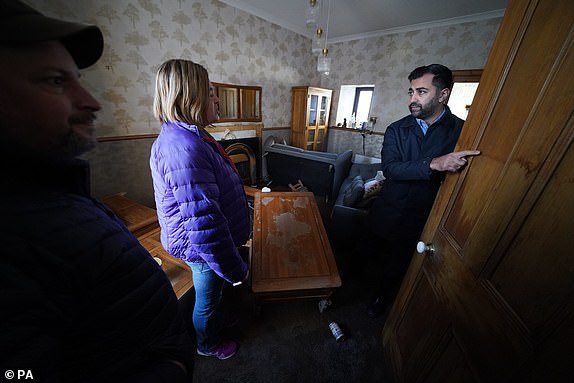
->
[[101, 193, 193, 299], [250, 191, 341, 303]]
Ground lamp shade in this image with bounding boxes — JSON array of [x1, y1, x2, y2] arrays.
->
[[306, 0, 319, 28], [317, 50, 331, 75]]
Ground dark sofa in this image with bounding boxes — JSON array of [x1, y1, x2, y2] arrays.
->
[[329, 159, 383, 243], [264, 143, 353, 201]]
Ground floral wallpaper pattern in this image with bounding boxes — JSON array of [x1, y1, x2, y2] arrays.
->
[[28, 0, 318, 137], [324, 18, 502, 130], [28, 0, 500, 136], [25, 0, 502, 205]]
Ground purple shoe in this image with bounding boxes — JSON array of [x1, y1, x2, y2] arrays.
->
[[197, 340, 239, 360]]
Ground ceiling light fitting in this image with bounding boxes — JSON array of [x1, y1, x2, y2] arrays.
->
[[306, 0, 319, 28], [316, 0, 332, 75], [312, 27, 324, 54], [317, 48, 331, 75]]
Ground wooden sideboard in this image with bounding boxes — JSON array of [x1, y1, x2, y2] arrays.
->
[[100, 193, 193, 299]]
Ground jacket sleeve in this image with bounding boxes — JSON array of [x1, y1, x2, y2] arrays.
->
[[0, 246, 64, 382], [163, 146, 248, 284], [381, 123, 434, 181], [0, 230, 194, 383]]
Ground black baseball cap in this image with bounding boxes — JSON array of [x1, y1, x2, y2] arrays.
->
[[0, 0, 103, 69]]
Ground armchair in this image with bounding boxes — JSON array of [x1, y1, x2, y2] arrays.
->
[[329, 160, 383, 245]]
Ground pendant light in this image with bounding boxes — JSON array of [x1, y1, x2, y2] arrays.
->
[[317, 48, 331, 75], [312, 27, 324, 54], [306, 0, 319, 28], [317, 0, 332, 75]]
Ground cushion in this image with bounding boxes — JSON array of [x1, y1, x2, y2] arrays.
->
[[342, 175, 364, 207], [363, 171, 385, 199], [363, 178, 384, 199], [355, 196, 377, 209]]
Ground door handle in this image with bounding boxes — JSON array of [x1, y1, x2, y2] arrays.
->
[[416, 241, 435, 255]]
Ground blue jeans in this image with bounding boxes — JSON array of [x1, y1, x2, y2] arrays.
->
[[187, 262, 224, 352]]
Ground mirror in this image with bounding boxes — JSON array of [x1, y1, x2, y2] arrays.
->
[[217, 86, 238, 119], [240, 88, 261, 120], [213, 82, 262, 122]]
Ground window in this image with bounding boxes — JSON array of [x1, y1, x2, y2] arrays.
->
[[353, 87, 374, 126], [449, 69, 482, 120], [335, 84, 374, 128], [449, 82, 479, 120]]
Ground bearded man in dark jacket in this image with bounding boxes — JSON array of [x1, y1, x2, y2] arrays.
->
[[0, 1, 193, 381], [362, 64, 480, 317]]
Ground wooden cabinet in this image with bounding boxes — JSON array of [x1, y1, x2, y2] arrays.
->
[[291, 86, 332, 151], [213, 82, 262, 122]]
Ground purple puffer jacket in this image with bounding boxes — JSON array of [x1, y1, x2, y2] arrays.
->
[[150, 121, 249, 284]]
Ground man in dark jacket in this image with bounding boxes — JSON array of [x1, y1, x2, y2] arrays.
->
[[0, 1, 193, 381], [364, 64, 480, 317]]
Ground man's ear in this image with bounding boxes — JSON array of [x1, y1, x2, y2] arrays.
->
[[439, 87, 451, 104]]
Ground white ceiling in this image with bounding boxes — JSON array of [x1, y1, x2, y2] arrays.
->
[[220, 0, 508, 43]]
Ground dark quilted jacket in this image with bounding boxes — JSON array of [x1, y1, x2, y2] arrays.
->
[[0, 156, 193, 382], [150, 121, 249, 284]]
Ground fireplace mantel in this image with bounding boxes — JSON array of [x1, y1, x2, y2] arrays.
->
[[207, 122, 263, 141]]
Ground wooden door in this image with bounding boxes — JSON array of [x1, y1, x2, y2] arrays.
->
[[382, 0, 574, 382]]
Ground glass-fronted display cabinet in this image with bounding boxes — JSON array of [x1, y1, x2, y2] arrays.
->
[[291, 86, 332, 151]]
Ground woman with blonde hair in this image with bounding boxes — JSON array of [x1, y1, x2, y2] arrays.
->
[[150, 59, 249, 360]]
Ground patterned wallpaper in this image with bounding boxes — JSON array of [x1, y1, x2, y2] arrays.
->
[[323, 18, 502, 131], [28, 0, 318, 136], [27, 0, 500, 136], [25, 0, 502, 206]]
